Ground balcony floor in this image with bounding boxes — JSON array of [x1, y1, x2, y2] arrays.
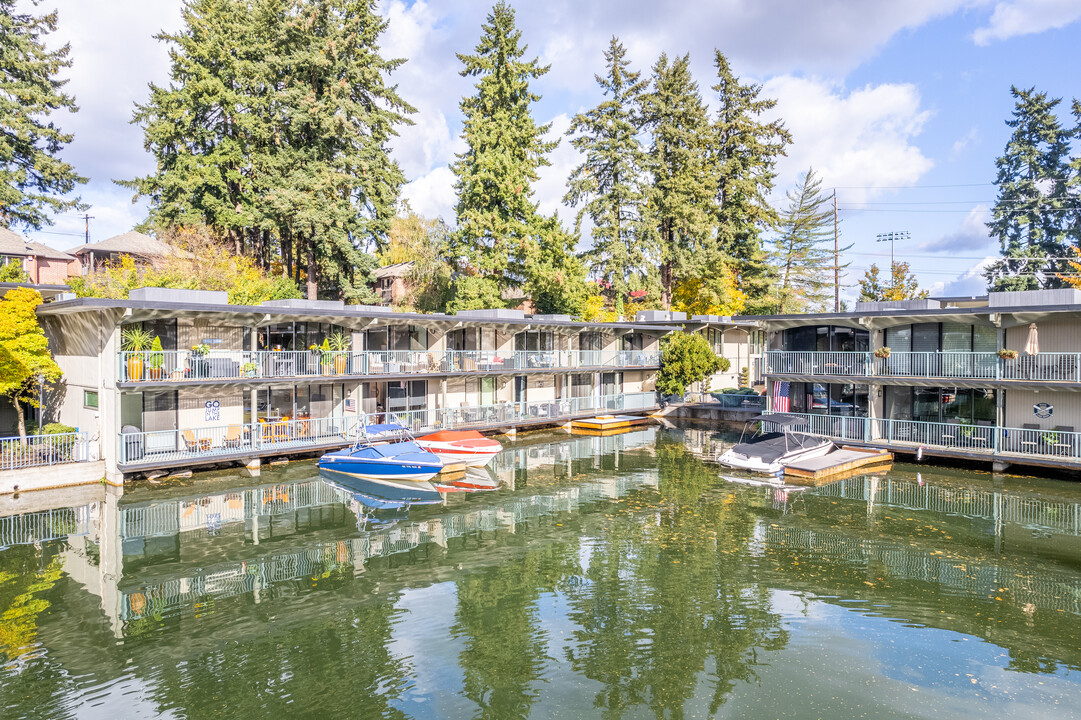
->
[[764, 372, 1081, 391]]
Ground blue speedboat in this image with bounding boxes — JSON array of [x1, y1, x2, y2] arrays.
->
[[317, 423, 444, 502]]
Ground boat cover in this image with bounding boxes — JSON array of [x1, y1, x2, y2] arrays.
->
[[748, 413, 807, 427]]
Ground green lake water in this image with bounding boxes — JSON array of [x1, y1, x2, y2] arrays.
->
[[2, 424, 1081, 719]]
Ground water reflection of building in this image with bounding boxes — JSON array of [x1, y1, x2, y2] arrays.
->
[[4, 427, 1081, 656]]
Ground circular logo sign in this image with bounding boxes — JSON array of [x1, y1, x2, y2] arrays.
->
[[1033, 402, 1053, 419]]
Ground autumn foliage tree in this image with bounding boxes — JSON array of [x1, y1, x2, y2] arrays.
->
[[857, 261, 928, 302], [0, 288, 62, 438]]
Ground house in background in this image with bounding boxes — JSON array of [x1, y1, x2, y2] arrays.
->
[[0, 226, 79, 284], [372, 261, 413, 305], [71, 231, 178, 273]]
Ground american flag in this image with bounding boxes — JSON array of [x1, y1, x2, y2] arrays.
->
[[773, 381, 790, 412]]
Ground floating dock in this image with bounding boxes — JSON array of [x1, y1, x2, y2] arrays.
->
[[783, 446, 893, 486], [570, 414, 653, 436]]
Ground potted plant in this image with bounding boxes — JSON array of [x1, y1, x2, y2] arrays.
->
[[147, 336, 164, 379], [242, 361, 259, 378], [191, 343, 211, 357], [873, 347, 891, 359], [121, 326, 153, 381], [997, 349, 1018, 360], [189, 343, 211, 379], [319, 338, 332, 375], [328, 331, 350, 374]]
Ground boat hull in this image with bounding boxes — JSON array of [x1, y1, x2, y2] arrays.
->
[[718, 440, 833, 475], [417, 431, 503, 468], [319, 468, 443, 502]]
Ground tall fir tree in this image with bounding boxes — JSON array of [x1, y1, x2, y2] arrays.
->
[[983, 86, 1073, 291], [640, 53, 715, 310], [771, 168, 846, 313], [127, 0, 412, 301], [709, 50, 790, 315], [450, 1, 557, 308], [0, 0, 85, 229], [564, 37, 654, 301]]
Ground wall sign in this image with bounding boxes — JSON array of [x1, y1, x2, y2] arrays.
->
[[205, 399, 221, 422], [1033, 402, 1053, 419]]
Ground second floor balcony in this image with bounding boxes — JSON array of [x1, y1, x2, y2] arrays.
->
[[118, 348, 661, 384], [764, 350, 1081, 384]]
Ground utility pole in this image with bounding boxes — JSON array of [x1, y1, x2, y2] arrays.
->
[[833, 191, 839, 312], [82, 213, 94, 244]]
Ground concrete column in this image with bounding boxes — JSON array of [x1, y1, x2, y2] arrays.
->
[[242, 457, 261, 477], [102, 321, 122, 483]]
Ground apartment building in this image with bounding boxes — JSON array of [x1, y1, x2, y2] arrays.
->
[[35, 288, 677, 481], [753, 289, 1081, 471]]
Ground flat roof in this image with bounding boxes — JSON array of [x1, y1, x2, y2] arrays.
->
[[742, 301, 1081, 330], [36, 296, 683, 332]]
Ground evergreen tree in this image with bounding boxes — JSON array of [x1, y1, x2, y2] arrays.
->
[[0, 0, 85, 229], [709, 50, 790, 315], [450, 1, 557, 304], [983, 86, 1073, 291], [640, 53, 714, 310], [564, 37, 653, 300], [771, 168, 845, 313], [127, 0, 412, 302]]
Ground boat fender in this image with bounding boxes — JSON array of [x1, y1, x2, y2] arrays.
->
[[916, 445, 924, 461]]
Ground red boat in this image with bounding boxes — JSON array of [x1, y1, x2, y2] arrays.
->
[[416, 430, 503, 468]]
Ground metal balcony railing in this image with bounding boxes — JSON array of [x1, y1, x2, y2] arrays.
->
[[764, 350, 1081, 383], [0, 431, 89, 470], [118, 349, 662, 382], [117, 392, 659, 466]]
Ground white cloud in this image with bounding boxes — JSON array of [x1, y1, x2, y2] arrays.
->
[[533, 114, 579, 227], [401, 167, 457, 222], [766, 77, 934, 203], [927, 257, 995, 296], [919, 205, 993, 252], [972, 0, 1081, 44], [950, 127, 980, 160]]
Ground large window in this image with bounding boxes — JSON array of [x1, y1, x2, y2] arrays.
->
[[790, 382, 868, 417], [783, 326, 868, 352], [888, 386, 996, 424], [515, 330, 553, 351], [884, 322, 997, 353]]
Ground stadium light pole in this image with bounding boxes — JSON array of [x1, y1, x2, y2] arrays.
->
[[875, 231, 910, 293]]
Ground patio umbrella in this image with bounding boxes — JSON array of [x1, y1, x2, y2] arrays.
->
[[1024, 323, 1040, 356]]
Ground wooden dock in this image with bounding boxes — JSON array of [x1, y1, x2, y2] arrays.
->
[[783, 446, 893, 486], [570, 414, 653, 436]]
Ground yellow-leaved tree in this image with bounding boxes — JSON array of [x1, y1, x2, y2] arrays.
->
[[672, 267, 747, 317], [1057, 245, 1081, 289], [0, 288, 62, 439]]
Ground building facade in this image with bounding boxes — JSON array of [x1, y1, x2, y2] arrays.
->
[[754, 290, 1081, 471], [36, 288, 675, 481]]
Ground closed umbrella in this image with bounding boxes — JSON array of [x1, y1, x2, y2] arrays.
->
[[1024, 323, 1039, 356]]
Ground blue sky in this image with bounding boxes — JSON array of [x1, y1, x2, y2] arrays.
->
[[17, 0, 1081, 304]]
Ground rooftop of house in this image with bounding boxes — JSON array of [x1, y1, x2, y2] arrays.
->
[[372, 261, 413, 279], [0, 227, 76, 260], [69, 231, 177, 258], [741, 289, 1081, 330]]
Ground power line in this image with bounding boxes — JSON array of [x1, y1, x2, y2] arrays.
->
[[832, 182, 994, 189]]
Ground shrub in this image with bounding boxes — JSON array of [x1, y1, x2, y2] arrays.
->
[[657, 332, 723, 397]]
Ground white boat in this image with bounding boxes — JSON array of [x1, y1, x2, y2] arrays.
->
[[717, 413, 833, 475]]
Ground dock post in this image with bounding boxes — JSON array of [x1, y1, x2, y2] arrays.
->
[[242, 457, 261, 477]]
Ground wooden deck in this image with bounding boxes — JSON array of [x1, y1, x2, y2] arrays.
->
[[784, 446, 894, 486], [570, 415, 654, 435]]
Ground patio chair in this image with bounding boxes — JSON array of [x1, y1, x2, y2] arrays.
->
[[1019, 423, 1040, 454], [942, 418, 961, 446], [182, 429, 210, 452], [224, 425, 243, 449], [1053, 425, 1075, 457]]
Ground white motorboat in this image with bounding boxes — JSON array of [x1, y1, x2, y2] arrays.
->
[[717, 413, 833, 475]]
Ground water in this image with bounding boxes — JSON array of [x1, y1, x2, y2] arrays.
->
[[2, 424, 1081, 719]]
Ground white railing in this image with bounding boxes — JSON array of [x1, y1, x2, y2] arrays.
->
[[765, 350, 1081, 383], [765, 411, 1081, 463], [117, 392, 659, 466], [119, 348, 662, 382], [0, 431, 88, 469]]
